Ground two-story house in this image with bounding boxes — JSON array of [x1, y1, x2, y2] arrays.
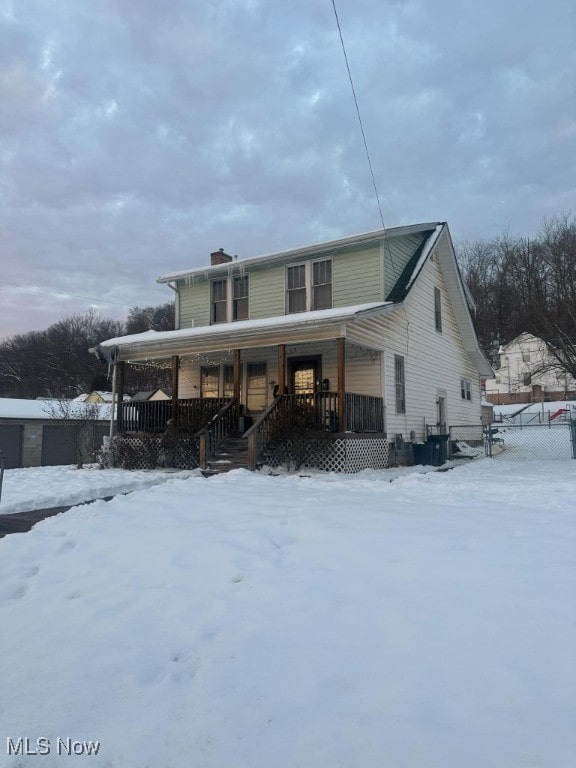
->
[[92, 222, 492, 471]]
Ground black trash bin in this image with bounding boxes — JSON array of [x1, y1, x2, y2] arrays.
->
[[427, 434, 449, 466]]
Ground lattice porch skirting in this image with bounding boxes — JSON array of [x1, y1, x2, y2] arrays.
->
[[263, 433, 390, 473]]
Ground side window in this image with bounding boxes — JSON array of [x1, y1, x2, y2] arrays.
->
[[460, 378, 472, 401], [394, 355, 406, 414], [286, 265, 306, 314], [434, 287, 442, 333]]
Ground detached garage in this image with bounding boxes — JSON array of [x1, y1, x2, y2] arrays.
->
[[0, 424, 24, 468], [0, 399, 110, 468]]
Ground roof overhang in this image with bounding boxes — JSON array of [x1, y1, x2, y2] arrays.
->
[[157, 222, 443, 284], [90, 302, 396, 363]]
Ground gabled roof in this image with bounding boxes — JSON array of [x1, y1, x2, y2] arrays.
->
[[385, 226, 441, 302], [91, 221, 491, 377], [157, 222, 443, 284]]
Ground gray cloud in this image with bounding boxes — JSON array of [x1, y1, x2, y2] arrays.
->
[[1, 0, 575, 338]]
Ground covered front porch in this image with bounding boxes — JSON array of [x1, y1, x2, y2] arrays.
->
[[92, 303, 393, 471]]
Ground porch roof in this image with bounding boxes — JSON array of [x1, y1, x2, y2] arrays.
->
[[91, 302, 396, 363]]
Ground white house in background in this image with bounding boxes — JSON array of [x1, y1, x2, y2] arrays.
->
[[92, 222, 492, 471], [485, 332, 576, 405]]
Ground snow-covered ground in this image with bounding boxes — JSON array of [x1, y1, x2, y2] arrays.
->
[[0, 465, 200, 515], [1, 460, 575, 767]]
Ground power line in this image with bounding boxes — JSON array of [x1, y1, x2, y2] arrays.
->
[[330, 0, 386, 230]]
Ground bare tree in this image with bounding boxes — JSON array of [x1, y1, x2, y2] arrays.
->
[[42, 400, 106, 469]]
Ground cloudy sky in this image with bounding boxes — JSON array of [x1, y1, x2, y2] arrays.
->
[[1, 0, 575, 339]]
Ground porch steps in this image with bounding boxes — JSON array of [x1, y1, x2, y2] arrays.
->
[[204, 436, 250, 475]]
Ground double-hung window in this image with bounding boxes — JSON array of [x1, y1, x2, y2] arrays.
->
[[211, 275, 250, 323], [286, 259, 332, 314], [460, 378, 472, 401], [313, 260, 332, 310], [286, 265, 307, 314], [395, 355, 406, 414], [233, 276, 249, 321], [211, 279, 228, 324]]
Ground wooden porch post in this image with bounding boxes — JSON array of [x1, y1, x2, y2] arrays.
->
[[277, 344, 286, 395], [116, 361, 125, 434], [171, 355, 179, 424], [233, 349, 241, 430], [337, 337, 346, 431], [233, 349, 241, 403]]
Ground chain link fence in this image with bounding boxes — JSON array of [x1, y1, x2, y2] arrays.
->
[[486, 422, 575, 460]]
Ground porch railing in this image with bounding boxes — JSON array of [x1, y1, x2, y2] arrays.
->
[[246, 396, 283, 471], [345, 392, 385, 432], [196, 398, 239, 469], [246, 391, 385, 470], [120, 398, 228, 434]]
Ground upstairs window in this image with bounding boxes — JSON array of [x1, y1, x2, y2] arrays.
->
[[233, 276, 249, 321], [312, 259, 332, 310], [395, 355, 406, 414], [211, 279, 227, 324], [211, 275, 250, 323], [286, 259, 332, 314], [286, 265, 307, 313], [434, 287, 442, 332]]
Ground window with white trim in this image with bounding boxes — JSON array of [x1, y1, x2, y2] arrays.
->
[[286, 259, 332, 314], [211, 275, 250, 323], [200, 366, 219, 398], [233, 276, 249, 320], [312, 259, 332, 310], [211, 279, 227, 324], [286, 265, 306, 314], [395, 355, 406, 414], [460, 378, 472, 401]]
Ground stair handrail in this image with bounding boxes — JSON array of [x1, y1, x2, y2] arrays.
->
[[194, 398, 239, 469], [245, 396, 284, 471]]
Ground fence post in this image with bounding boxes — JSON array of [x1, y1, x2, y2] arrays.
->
[[247, 433, 256, 471], [199, 432, 207, 469]]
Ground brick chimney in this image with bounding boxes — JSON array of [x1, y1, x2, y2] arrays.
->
[[210, 248, 233, 266]]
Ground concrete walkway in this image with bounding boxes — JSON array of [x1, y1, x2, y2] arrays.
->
[[0, 496, 114, 538]]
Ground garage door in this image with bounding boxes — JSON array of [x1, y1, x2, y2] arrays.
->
[[41, 423, 108, 466], [41, 424, 77, 466], [0, 424, 24, 468]]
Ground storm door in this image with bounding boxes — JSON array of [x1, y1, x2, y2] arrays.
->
[[289, 358, 320, 395]]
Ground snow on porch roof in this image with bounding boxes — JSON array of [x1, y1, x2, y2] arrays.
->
[[91, 302, 395, 363]]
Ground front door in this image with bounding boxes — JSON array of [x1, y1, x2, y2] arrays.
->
[[290, 359, 319, 395]]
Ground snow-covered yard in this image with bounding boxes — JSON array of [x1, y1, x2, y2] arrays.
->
[[0, 465, 200, 515], [1, 460, 575, 767]]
